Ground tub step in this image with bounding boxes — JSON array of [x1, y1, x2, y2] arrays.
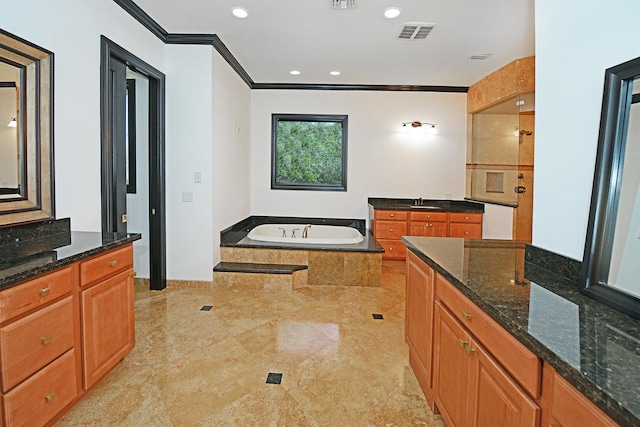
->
[[213, 262, 308, 291]]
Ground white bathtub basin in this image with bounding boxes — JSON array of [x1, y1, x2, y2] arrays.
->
[[247, 224, 364, 245]]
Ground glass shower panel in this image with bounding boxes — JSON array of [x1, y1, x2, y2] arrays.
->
[[468, 95, 521, 206]]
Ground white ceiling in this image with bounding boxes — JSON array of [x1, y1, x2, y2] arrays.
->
[[134, 0, 535, 87]]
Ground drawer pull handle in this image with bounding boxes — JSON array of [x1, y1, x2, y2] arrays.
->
[[458, 338, 468, 348], [462, 311, 473, 321], [44, 392, 55, 403], [39, 287, 50, 297], [41, 335, 52, 345], [109, 260, 118, 267], [465, 345, 476, 356]]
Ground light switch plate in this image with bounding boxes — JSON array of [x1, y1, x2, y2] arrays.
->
[[182, 191, 193, 202]]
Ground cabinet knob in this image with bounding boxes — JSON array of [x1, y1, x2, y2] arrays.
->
[[429, 224, 433, 227], [39, 287, 50, 297], [465, 345, 476, 356], [389, 247, 393, 251], [464, 231, 469, 235], [389, 229, 394, 232], [458, 338, 468, 348], [44, 392, 55, 403], [109, 260, 118, 267], [41, 335, 52, 345], [462, 311, 473, 321], [390, 213, 394, 217], [465, 216, 469, 220]]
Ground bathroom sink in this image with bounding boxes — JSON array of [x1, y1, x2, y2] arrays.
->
[[410, 206, 442, 210]]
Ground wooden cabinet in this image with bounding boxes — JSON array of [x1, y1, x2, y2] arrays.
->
[[405, 251, 436, 404], [81, 269, 134, 389], [374, 210, 408, 260], [373, 209, 483, 259], [449, 213, 483, 238], [409, 212, 448, 237], [0, 243, 135, 426], [541, 363, 619, 427], [433, 295, 540, 427], [406, 250, 541, 427]]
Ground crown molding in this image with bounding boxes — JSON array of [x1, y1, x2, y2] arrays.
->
[[252, 83, 468, 92], [113, 0, 469, 93]]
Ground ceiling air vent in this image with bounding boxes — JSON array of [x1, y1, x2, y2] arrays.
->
[[398, 22, 436, 40]]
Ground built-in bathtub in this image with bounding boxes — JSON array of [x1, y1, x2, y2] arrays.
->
[[218, 216, 384, 287], [247, 224, 364, 245]]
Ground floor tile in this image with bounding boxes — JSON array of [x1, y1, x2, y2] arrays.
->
[[56, 260, 445, 427]]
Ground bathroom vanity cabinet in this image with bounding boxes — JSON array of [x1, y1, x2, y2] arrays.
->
[[374, 209, 483, 259], [0, 243, 135, 426], [404, 237, 626, 427]]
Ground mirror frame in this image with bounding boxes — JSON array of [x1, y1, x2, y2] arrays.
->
[[0, 29, 55, 226], [581, 55, 640, 319]]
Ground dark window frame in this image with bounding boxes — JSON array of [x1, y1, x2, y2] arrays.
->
[[271, 113, 348, 191], [126, 78, 137, 194]]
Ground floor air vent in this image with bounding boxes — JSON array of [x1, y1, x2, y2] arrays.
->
[[398, 22, 436, 40]]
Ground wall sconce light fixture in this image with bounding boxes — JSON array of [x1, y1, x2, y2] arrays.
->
[[402, 121, 438, 134], [7, 118, 17, 128]]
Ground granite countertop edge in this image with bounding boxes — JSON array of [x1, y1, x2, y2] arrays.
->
[[402, 238, 637, 427], [368, 198, 485, 213], [0, 232, 141, 291]]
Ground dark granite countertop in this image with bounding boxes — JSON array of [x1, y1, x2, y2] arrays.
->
[[368, 197, 485, 213], [402, 236, 640, 427], [0, 231, 141, 290]]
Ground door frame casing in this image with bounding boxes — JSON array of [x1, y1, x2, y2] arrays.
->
[[100, 36, 166, 290]]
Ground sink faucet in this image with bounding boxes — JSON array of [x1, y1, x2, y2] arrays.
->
[[302, 224, 312, 238], [415, 197, 423, 206]]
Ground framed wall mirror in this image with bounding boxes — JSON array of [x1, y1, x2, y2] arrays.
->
[[581, 56, 640, 319], [0, 29, 55, 226]]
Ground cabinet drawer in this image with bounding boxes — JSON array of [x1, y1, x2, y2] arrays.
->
[[3, 349, 77, 427], [1, 296, 75, 392], [375, 221, 407, 240], [0, 267, 73, 323], [374, 210, 408, 221], [80, 245, 133, 287], [550, 369, 619, 427], [449, 223, 482, 238], [449, 212, 483, 224], [378, 239, 406, 259], [409, 211, 448, 222], [435, 274, 541, 398]]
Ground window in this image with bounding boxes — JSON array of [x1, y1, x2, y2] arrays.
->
[[271, 114, 348, 191]]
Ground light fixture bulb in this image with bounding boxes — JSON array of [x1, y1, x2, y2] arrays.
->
[[231, 7, 248, 19], [383, 7, 401, 19], [7, 118, 17, 128]]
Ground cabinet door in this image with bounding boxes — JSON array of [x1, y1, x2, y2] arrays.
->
[[405, 251, 435, 403], [409, 221, 427, 236], [467, 338, 540, 427], [434, 301, 470, 427], [81, 269, 134, 389], [425, 222, 448, 237]]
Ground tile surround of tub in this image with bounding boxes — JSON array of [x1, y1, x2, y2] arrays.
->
[[213, 271, 306, 291], [56, 261, 445, 426]]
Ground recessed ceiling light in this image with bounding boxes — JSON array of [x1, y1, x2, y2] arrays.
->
[[290, 70, 301, 75], [383, 7, 401, 19], [330, 71, 341, 76], [231, 7, 248, 19]]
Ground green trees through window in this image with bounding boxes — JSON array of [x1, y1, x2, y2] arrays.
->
[[271, 114, 348, 191]]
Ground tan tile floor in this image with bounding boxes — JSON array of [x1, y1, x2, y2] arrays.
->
[[57, 260, 446, 426]]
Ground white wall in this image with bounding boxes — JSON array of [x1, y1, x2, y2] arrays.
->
[[211, 51, 252, 264], [250, 90, 469, 222], [0, 0, 166, 231], [533, 0, 640, 259], [165, 45, 215, 281]]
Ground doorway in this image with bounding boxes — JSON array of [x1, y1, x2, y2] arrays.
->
[[100, 36, 166, 290]]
